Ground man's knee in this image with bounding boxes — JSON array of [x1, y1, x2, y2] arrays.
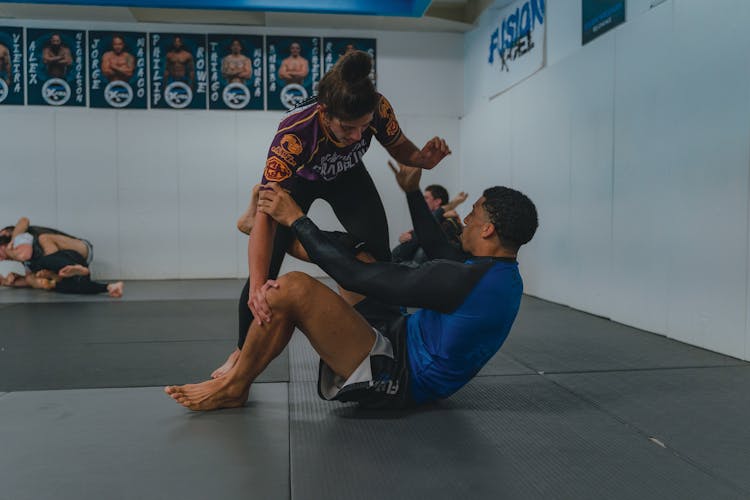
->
[[266, 271, 316, 310]]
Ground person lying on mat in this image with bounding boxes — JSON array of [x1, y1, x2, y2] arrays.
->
[[165, 162, 537, 410]]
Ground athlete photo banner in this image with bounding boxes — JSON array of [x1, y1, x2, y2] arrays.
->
[[485, 0, 545, 99], [150, 32, 207, 109], [89, 31, 147, 109], [323, 37, 376, 86], [208, 34, 264, 111], [27, 28, 86, 107], [582, 0, 626, 45], [266, 36, 321, 111], [0, 26, 24, 106]]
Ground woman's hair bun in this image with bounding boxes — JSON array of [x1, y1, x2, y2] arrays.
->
[[339, 51, 372, 84]]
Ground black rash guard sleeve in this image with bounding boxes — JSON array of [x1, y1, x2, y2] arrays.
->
[[292, 216, 492, 314], [406, 190, 468, 262]]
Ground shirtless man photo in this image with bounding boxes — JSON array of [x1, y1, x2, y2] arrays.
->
[[42, 33, 73, 79], [164, 35, 194, 87], [0, 42, 10, 85], [278, 42, 309, 85], [101, 35, 135, 82], [221, 39, 252, 84]]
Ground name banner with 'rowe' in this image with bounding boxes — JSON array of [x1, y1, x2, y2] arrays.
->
[[485, 0, 545, 99]]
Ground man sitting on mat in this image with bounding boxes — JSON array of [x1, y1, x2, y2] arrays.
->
[[165, 162, 537, 411]]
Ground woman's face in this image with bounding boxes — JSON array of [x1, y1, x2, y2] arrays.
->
[[323, 111, 373, 146]]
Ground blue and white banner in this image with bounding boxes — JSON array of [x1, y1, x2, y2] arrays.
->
[[208, 34, 264, 110], [485, 0, 545, 99], [266, 36, 321, 111], [582, 0, 625, 45], [150, 32, 207, 109], [323, 37, 376, 86], [27, 28, 86, 107], [89, 31, 147, 109], [0, 26, 24, 106]]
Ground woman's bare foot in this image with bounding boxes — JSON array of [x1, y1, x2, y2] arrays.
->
[[211, 348, 240, 379], [107, 282, 124, 298], [164, 378, 249, 411], [59, 264, 90, 278]]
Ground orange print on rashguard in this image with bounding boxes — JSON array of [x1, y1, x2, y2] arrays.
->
[[264, 156, 292, 182], [280, 134, 303, 155]]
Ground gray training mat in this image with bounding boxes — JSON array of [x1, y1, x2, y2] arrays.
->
[[0, 384, 290, 500], [548, 365, 750, 495], [0, 299, 288, 390], [502, 296, 743, 373]]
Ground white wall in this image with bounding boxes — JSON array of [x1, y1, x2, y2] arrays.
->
[[0, 19, 463, 280], [461, 0, 750, 361]]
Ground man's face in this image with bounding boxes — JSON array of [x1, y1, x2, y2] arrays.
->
[[460, 196, 491, 253], [324, 111, 373, 146], [173, 37, 184, 50], [230, 41, 241, 54], [423, 190, 442, 211], [290, 43, 301, 56], [112, 37, 124, 55], [50, 35, 61, 48]]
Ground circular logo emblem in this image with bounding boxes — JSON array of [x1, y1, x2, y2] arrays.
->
[[104, 81, 134, 108], [280, 83, 308, 110], [165, 81, 193, 109], [0, 79, 8, 104], [42, 78, 71, 106], [280, 134, 303, 155], [222, 82, 251, 109]]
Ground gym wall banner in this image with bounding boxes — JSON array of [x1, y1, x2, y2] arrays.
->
[[208, 34, 264, 111], [89, 31, 147, 109], [0, 26, 24, 106], [27, 28, 86, 107], [266, 36, 321, 111], [485, 0, 545, 99], [150, 32, 207, 110], [323, 37, 376, 86], [582, 0, 625, 45]]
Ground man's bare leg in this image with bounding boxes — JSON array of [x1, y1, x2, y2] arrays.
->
[[166, 272, 376, 411]]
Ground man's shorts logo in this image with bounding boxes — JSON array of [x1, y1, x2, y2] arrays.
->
[[222, 82, 251, 110], [0, 80, 8, 104], [165, 81, 193, 108], [280, 83, 307, 110], [104, 81, 134, 108], [42, 78, 71, 106], [280, 134, 303, 155], [264, 156, 292, 183]]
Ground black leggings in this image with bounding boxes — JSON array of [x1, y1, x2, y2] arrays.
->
[[237, 163, 391, 348], [30, 250, 109, 295]]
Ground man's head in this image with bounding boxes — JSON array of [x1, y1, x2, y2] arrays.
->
[[0, 234, 10, 261], [111, 35, 125, 55], [424, 185, 449, 211], [230, 39, 243, 55], [171, 36, 184, 51], [50, 34, 62, 48], [460, 186, 537, 256], [289, 42, 301, 56]]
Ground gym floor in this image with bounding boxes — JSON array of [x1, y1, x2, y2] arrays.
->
[[1, 279, 749, 500]]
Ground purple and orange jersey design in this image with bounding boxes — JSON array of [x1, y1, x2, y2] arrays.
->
[[261, 94, 403, 188]]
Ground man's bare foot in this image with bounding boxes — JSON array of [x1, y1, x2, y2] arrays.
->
[[59, 264, 90, 278], [107, 282, 124, 298], [164, 378, 249, 411], [211, 348, 240, 379]]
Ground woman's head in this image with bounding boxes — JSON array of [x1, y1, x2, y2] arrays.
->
[[318, 51, 377, 144]]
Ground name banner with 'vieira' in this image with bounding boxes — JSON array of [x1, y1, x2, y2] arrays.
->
[[27, 28, 86, 107], [0, 26, 24, 106], [485, 0, 545, 99]]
